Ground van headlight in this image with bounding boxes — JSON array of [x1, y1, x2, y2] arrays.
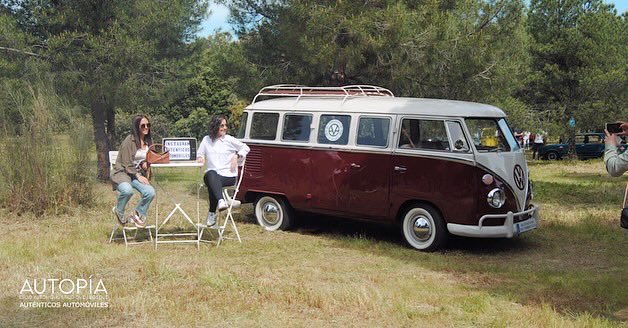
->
[[487, 188, 506, 208]]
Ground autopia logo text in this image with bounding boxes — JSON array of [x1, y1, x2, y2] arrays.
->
[[19, 276, 109, 309]]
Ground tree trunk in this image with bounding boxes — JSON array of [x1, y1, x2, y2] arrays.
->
[[567, 127, 577, 159], [106, 103, 116, 151], [90, 94, 111, 181]]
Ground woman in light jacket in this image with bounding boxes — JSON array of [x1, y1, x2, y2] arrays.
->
[[110, 115, 155, 227], [197, 115, 250, 226]]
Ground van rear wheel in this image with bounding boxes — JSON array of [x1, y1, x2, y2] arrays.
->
[[255, 195, 293, 231], [401, 204, 447, 251]]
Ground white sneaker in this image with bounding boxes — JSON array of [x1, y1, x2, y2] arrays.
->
[[217, 199, 228, 211], [127, 211, 146, 228], [206, 212, 217, 226], [228, 199, 241, 207]]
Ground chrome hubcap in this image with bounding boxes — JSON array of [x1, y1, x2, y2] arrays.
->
[[412, 216, 432, 241], [262, 202, 280, 225]]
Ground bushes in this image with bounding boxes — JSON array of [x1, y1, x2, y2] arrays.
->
[[0, 83, 94, 215]]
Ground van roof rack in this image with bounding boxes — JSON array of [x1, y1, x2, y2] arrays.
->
[[252, 84, 394, 104]]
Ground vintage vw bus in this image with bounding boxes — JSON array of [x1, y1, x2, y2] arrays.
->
[[234, 85, 538, 251]]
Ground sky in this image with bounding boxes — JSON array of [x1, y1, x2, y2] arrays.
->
[[198, 0, 628, 38]]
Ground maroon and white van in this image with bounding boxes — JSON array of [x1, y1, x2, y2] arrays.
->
[[234, 85, 538, 251]]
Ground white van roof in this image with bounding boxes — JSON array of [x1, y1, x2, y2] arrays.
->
[[246, 96, 506, 118]]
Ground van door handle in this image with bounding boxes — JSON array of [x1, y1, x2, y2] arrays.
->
[[350, 163, 361, 169], [394, 166, 407, 172]]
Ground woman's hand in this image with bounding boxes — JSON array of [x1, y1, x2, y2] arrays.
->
[[605, 129, 618, 147], [137, 175, 150, 185], [196, 157, 204, 164]]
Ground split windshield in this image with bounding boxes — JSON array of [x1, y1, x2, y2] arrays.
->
[[465, 118, 519, 152]]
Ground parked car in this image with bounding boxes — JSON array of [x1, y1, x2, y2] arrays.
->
[[539, 133, 626, 160]]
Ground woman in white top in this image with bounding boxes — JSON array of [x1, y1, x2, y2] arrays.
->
[[197, 115, 250, 226]]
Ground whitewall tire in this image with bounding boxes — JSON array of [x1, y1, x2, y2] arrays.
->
[[255, 195, 293, 231], [401, 204, 447, 251]]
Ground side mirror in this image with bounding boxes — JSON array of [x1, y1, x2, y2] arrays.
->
[[454, 139, 465, 150]]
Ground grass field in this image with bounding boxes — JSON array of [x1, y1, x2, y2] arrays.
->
[[0, 159, 626, 327]]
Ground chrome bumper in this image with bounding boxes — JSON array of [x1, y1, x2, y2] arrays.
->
[[447, 204, 539, 238]]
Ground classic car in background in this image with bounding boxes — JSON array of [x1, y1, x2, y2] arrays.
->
[[539, 133, 627, 160]]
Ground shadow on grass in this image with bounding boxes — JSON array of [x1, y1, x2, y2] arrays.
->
[[286, 212, 536, 255], [240, 211, 626, 321]]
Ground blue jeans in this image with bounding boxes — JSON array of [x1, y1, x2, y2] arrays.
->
[[115, 180, 156, 218]]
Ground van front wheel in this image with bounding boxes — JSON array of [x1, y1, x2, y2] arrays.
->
[[401, 205, 447, 251], [255, 195, 293, 231]]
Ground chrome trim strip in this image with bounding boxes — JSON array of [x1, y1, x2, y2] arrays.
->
[[243, 142, 476, 164]]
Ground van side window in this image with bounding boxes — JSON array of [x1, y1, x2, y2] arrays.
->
[[282, 114, 312, 141], [250, 112, 279, 140], [236, 112, 248, 139], [357, 117, 389, 147], [446, 121, 469, 152], [399, 119, 450, 151], [318, 115, 350, 145]]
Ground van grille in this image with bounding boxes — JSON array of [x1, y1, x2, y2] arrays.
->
[[246, 147, 263, 175]]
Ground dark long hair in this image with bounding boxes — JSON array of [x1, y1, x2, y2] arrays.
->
[[209, 115, 227, 141], [132, 115, 153, 149]]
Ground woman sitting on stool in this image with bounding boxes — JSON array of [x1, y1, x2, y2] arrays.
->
[[197, 115, 250, 226], [111, 115, 155, 227]]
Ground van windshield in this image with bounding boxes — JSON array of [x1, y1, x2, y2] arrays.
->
[[465, 118, 519, 152]]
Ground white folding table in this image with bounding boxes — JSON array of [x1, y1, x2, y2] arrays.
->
[[150, 162, 204, 248]]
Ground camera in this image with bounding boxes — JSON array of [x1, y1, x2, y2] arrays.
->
[[606, 122, 623, 134]]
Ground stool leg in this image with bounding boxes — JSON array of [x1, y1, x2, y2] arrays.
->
[[230, 215, 242, 243], [123, 229, 128, 248], [109, 224, 117, 243]]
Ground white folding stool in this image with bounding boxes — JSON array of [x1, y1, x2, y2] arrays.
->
[[107, 151, 156, 247], [197, 160, 244, 246]]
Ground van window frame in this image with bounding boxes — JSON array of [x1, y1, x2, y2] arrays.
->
[[250, 111, 280, 141], [445, 120, 471, 153], [464, 117, 519, 153], [235, 112, 248, 139], [396, 116, 452, 153], [281, 113, 313, 143], [356, 115, 391, 149], [316, 113, 352, 146]]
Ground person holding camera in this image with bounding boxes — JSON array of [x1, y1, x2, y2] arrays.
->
[[604, 121, 628, 177]]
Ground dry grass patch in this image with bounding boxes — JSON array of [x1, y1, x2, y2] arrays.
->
[[0, 160, 626, 326]]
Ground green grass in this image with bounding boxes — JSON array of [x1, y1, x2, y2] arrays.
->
[[0, 159, 626, 327]]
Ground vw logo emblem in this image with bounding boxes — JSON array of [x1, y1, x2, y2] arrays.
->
[[513, 164, 525, 190]]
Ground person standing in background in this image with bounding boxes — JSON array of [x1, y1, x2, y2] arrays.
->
[[523, 131, 530, 149], [532, 131, 545, 160]]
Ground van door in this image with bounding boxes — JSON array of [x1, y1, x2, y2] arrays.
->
[[347, 116, 392, 220], [309, 114, 353, 214], [390, 118, 477, 223]]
